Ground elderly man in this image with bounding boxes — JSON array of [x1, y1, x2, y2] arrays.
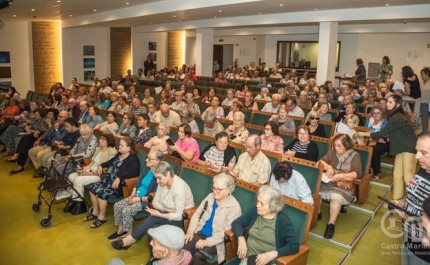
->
[[249, 61, 256, 71], [270, 161, 313, 204], [286, 98, 305, 118], [88, 86, 98, 105], [226, 68, 239, 79], [99, 79, 112, 96], [260, 62, 269, 73], [261, 94, 281, 113], [250, 70, 261, 82], [78, 101, 90, 124], [130, 97, 148, 117], [68, 98, 80, 118], [29, 110, 68, 174], [389, 133, 430, 264], [155, 103, 181, 128], [202, 109, 224, 137], [285, 80, 297, 97], [225, 135, 271, 186], [270, 68, 282, 79], [335, 101, 364, 126]]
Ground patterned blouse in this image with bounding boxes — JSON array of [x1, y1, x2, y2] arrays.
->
[[170, 101, 186, 111], [214, 107, 224, 118], [134, 127, 153, 145], [201, 146, 237, 168], [185, 103, 201, 114], [274, 117, 296, 132], [260, 135, 284, 154], [226, 126, 249, 145]]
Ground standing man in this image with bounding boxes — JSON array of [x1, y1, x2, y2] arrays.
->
[[393, 132, 430, 264]]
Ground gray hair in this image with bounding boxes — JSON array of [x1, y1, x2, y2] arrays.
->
[[248, 134, 262, 146], [227, 88, 235, 95], [213, 173, 235, 194], [260, 87, 269, 93], [286, 80, 295, 88], [79, 124, 93, 136], [112, 81, 118, 86], [148, 148, 164, 161], [233, 111, 245, 122], [202, 109, 216, 122], [300, 90, 307, 96], [179, 109, 194, 123], [152, 161, 174, 178], [258, 185, 284, 213], [157, 122, 170, 135], [117, 84, 125, 90], [175, 91, 183, 97], [277, 88, 285, 94], [371, 105, 385, 116]]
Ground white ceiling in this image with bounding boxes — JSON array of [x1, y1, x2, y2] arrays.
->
[[0, 0, 429, 28]]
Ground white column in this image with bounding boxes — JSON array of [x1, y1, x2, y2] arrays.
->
[[195, 28, 214, 77], [316, 22, 338, 85]]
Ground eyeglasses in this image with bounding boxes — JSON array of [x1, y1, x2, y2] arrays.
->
[[298, 132, 309, 136], [100, 137, 107, 141], [146, 158, 158, 161], [123, 117, 129, 120], [310, 117, 320, 120], [211, 186, 225, 193], [373, 112, 381, 115]]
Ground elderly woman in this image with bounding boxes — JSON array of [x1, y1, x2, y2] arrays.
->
[[198, 131, 237, 172], [144, 122, 169, 154], [156, 90, 171, 109], [317, 134, 362, 239], [192, 88, 203, 102], [111, 161, 194, 249], [284, 125, 319, 162], [364, 91, 379, 114], [342, 114, 365, 145], [232, 186, 299, 264], [257, 76, 272, 88], [305, 111, 326, 138], [225, 112, 249, 145], [86, 136, 140, 228], [298, 91, 312, 107], [0, 97, 19, 123], [243, 91, 258, 111], [254, 87, 271, 102], [209, 95, 224, 118], [201, 87, 216, 104], [97, 92, 110, 110], [142, 88, 155, 106], [87, 106, 104, 129], [226, 100, 244, 121], [222, 89, 236, 107], [116, 112, 137, 138], [215, 72, 228, 84], [260, 121, 284, 154], [269, 105, 295, 132], [183, 173, 242, 264], [365, 106, 388, 181], [126, 86, 139, 103], [64, 132, 117, 215], [108, 92, 121, 112], [76, 87, 88, 103], [116, 96, 130, 115], [107, 149, 163, 241], [184, 92, 200, 114], [171, 91, 187, 111], [51, 123, 98, 179], [94, 111, 119, 133], [133, 114, 152, 145], [180, 109, 200, 134], [168, 124, 200, 162]]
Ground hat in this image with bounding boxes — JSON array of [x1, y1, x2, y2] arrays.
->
[[148, 225, 185, 250], [392, 81, 405, 93]]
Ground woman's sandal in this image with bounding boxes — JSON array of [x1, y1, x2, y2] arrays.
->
[[371, 175, 380, 181], [83, 213, 98, 222], [90, 218, 107, 228]]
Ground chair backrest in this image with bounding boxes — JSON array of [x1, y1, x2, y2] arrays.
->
[[170, 127, 179, 141], [136, 146, 150, 175], [302, 106, 312, 118], [251, 111, 272, 126], [232, 178, 259, 215], [198, 103, 210, 113], [244, 123, 264, 136], [229, 142, 245, 157], [282, 196, 313, 245], [327, 108, 339, 121], [242, 109, 252, 123], [164, 153, 183, 175], [193, 133, 215, 152], [282, 156, 323, 195], [261, 149, 282, 172], [279, 130, 296, 146], [99, 109, 107, 121], [149, 122, 159, 135], [311, 136, 329, 160], [193, 114, 204, 133], [180, 163, 217, 206], [218, 118, 233, 129], [288, 115, 305, 129], [319, 120, 335, 138], [352, 144, 373, 176], [255, 100, 266, 110], [116, 113, 124, 126]]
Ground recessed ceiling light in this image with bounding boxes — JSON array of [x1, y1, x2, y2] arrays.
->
[[31, 9, 35, 11], [280, 4, 284, 6], [219, 10, 222, 12], [93, 9, 97, 11], [258, 13, 261, 15], [214, 16, 217, 18], [150, 23, 152, 25], [314, 8, 318, 10], [57, 0, 61, 2], [173, 15, 176, 17], [386, 3, 389, 6], [69, 15, 72, 17], [13, 15, 16, 17], [126, 2, 129, 4], [179, 20, 181, 21]]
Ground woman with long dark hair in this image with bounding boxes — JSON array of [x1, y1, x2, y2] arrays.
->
[[356, 95, 417, 200], [401, 66, 422, 130]]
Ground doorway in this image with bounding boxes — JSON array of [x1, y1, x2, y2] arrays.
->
[[213, 44, 233, 74]]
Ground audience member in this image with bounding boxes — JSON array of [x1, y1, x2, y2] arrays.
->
[[269, 104, 295, 132], [225, 112, 249, 145], [202, 109, 224, 137], [144, 123, 169, 154], [179, 109, 199, 134], [134, 114, 153, 145], [116, 112, 137, 138], [168, 124, 200, 162], [198, 131, 237, 172], [261, 94, 281, 113], [94, 111, 119, 133], [260, 121, 284, 154], [285, 98, 304, 117], [155, 104, 182, 128], [284, 125, 319, 162]]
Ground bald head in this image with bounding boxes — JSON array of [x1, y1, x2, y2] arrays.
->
[[58, 110, 69, 124], [160, 104, 170, 118]]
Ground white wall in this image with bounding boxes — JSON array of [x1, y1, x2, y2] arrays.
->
[[213, 36, 257, 69], [62, 27, 110, 85], [185, 37, 196, 66], [132, 32, 167, 72], [0, 21, 34, 94]]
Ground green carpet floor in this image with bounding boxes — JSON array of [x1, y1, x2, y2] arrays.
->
[[0, 155, 402, 265]]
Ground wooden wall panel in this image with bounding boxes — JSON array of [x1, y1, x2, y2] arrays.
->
[[168, 31, 183, 70], [110, 27, 131, 79], [32, 22, 62, 94]]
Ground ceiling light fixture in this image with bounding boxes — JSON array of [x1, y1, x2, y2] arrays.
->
[[280, 4, 284, 6], [386, 3, 389, 6], [214, 16, 217, 18], [219, 10, 222, 12], [314, 8, 318, 10], [173, 15, 176, 17], [31, 9, 35, 11], [179, 20, 181, 21], [258, 13, 261, 15], [57, 0, 61, 2], [69, 15, 72, 17], [13, 15, 16, 17], [93, 9, 97, 11], [150, 23, 152, 25], [126, 2, 129, 4]]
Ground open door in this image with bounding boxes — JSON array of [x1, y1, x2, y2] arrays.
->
[[213, 45, 223, 74]]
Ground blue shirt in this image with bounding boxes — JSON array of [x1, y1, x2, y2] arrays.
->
[[136, 170, 154, 197], [269, 169, 314, 204], [200, 200, 218, 237], [62, 130, 80, 147]]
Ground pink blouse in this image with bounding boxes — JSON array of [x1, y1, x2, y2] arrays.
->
[[176, 137, 200, 162], [144, 135, 169, 154], [260, 135, 284, 154]]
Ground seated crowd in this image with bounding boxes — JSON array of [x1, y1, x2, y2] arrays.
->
[[0, 61, 424, 265]]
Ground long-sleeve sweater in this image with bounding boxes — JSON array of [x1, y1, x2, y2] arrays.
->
[[231, 206, 299, 257], [99, 153, 140, 181], [370, 113, 416, 155]]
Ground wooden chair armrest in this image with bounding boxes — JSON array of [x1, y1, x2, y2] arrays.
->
[[224, 229, 238, 261], [83, 158, 92, 166], [122, 177, 138, 198], [276, 245, 310, 265], [183, 206, 199, 219]]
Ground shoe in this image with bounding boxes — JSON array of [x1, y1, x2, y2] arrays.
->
[[9, 167, 24, 174], [33, 171, 43, 178], [71, 201, 87, 215], [318, 212, 322, 221], [55, 189, 72, 201], [6, 158, 18, 163], [63, 200, 76, 213], [340, 206, 347, 214], [108, 231, 128, 242], [111, 240, 130, 250], [324, 223, 335, 239]]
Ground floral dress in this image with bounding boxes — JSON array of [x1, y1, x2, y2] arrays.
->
[[0, 117, 47, 152], [90, 158, 124, 200]]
